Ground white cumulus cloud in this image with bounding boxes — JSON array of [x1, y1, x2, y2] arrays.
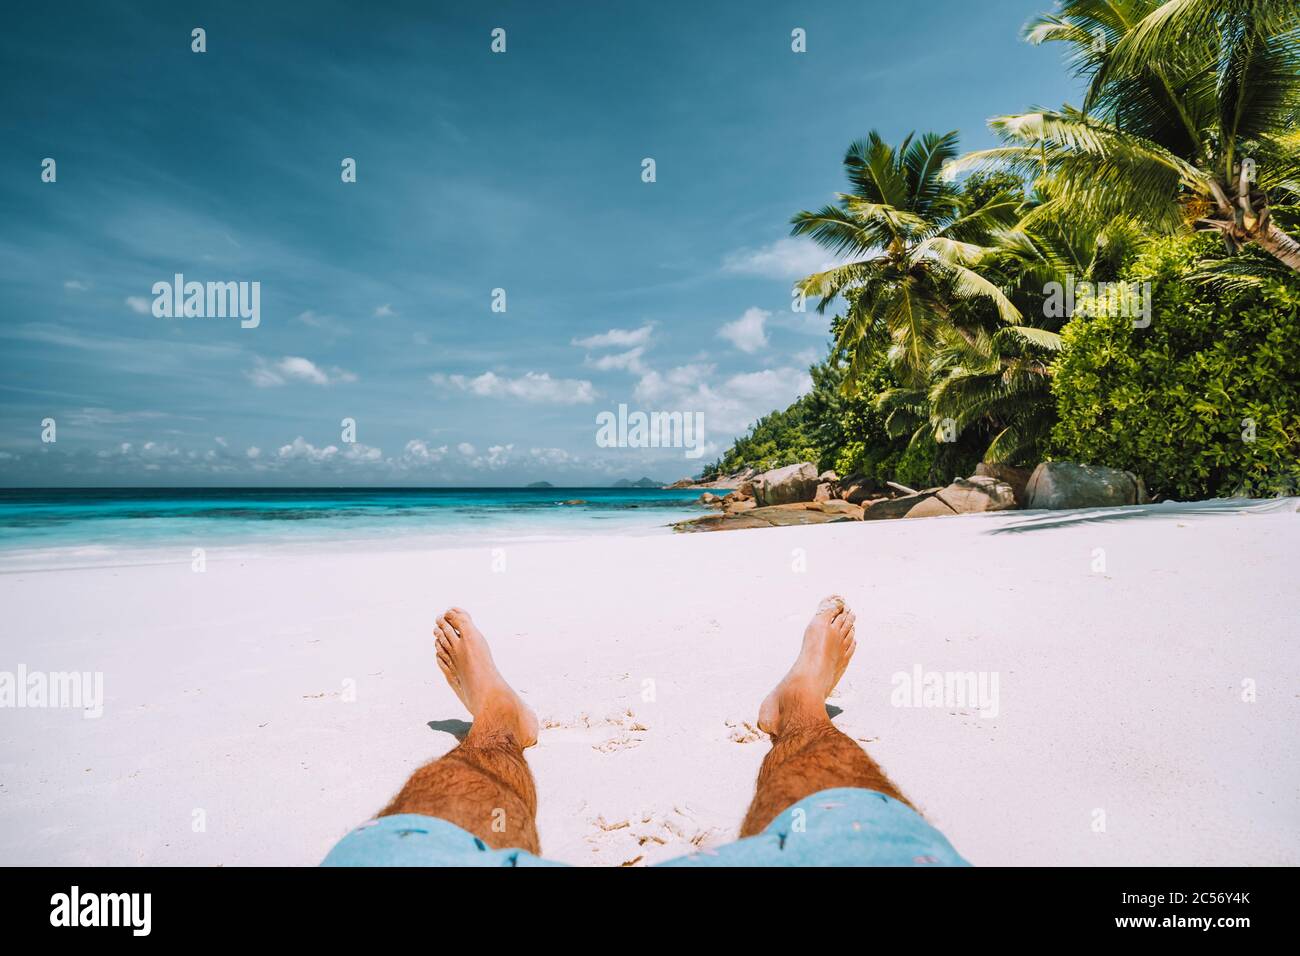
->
[[718, 307, 771, 353], [403, 440, 448, 462], [430, 371, 595, 404], [277, 436, 339, 462], [632, 362, 811, 436]]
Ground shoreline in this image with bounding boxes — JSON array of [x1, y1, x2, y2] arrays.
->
[[0, 521, 686, 575], [6, 487, 1291, 574]]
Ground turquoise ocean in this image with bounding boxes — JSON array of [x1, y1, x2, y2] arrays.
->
[[0, 487, 713, 569]]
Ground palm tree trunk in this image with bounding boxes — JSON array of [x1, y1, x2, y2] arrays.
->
[[1251, 222, 1300, 272]]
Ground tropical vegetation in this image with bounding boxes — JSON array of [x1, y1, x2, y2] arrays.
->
[[704, 0, 1300, 500]]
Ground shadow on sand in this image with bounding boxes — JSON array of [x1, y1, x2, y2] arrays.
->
[[983, 496, 1298, 536], [427, 718, 472, 741]]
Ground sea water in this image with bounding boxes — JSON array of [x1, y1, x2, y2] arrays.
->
[[0, 487, 711, 570]]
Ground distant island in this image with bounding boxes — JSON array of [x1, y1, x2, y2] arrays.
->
[[526, 481, 555, 488]]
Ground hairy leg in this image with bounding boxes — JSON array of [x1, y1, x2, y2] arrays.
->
[[379, 607, 542, 854], [740, 597, 911, 837]]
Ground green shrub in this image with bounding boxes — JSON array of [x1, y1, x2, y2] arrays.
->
[[1051, 236, 1300, 499], [712, 340, 910, 479], [834, 441, 899, 481], [894, 438, 937, 489], [707, 400, 821, 476], [826, 351, 908, 479]]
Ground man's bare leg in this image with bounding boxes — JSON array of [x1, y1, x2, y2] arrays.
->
[[739, 596, 912, 837], [379, 607, 543, 854]]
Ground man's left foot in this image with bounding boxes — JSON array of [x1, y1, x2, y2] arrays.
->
[[434, 607, 539, 747]]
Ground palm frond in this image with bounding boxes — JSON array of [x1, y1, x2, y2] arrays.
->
[[1107, 0, 1300, 80], [842, 133, 910, 209], [790, 205, 889, 256], [1186, 254, 1292, 291], [902, 130, 961, 218], [795, 260, 881, 313], [917, 236, 1023, 323], [998, 325, 1066, 350]]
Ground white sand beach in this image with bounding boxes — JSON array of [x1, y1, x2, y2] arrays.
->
[[2, 499, 1297, 867]]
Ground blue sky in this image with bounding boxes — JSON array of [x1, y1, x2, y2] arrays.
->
[[0, 0, 1077, 486]]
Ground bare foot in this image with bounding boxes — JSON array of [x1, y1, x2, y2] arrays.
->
[[434, 607, 539, 747], [757, 596, 857, 736]]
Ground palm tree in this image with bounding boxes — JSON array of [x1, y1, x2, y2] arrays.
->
[[866, 201, 1144, 465], [921, 211, 1148, 463], [791, 131, 1023, 387], [950, 0, 1300, 270]]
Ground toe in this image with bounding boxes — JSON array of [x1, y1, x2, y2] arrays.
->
[[818, 594, 845, 614]]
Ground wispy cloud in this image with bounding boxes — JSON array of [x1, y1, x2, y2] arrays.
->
[[65, 407, 171, 427], [248, 356, 358, 387], [722, 237, 849, 280], [571, 324, 654, 349], [585, 347, 647, 374]]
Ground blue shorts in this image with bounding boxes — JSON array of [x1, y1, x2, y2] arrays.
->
[[321, 787, 969, 867]]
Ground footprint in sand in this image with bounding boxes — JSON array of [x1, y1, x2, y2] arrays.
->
[[724, 718, 766, 744], [585, 806, 724, 867], [593, 734, 641, 753], [540, 708, 649, 752]]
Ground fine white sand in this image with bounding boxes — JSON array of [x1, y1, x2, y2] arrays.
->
[[2, 499, 1297, 866]]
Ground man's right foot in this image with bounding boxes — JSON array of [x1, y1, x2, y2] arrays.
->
[[757, 596, 857, 736], [434, 607, 539, 747]]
